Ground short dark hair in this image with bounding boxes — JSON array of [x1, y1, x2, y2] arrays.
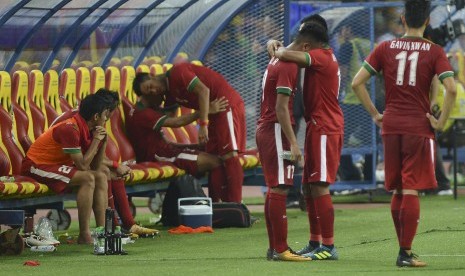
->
[[297, 21, 329, 44], [404, 0, 430, 28], [79, 94, 110, 121], [94, 88, 119, 111], [301, 14, 328, 31], [133, 72, 151, 96]]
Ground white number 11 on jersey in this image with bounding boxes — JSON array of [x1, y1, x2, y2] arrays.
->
[[395, 51, 419, 86]]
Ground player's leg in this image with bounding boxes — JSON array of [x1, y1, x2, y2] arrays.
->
[[396, 135, 435, 267], [208, 107, 244, 203], [383, 134, 403, 245], [256, 123, 309, 261], [299, 183, 321, 255], [196, 151, 225, 202], [69, 170, 97, 244], [300, 130, 341, 260], [90, 170, 108, 228]]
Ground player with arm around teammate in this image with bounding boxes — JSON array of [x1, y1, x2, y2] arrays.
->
[[269, 20, 344, 261]]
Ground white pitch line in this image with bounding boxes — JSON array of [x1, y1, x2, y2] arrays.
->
[[421, 254, 465, 257]]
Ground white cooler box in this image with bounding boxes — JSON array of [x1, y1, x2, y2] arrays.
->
[[178, 197, 212, 228]]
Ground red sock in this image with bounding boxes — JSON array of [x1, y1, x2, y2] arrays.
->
[[111, 179, 135, 229], [223, 157, 243, 203], [305, 195, 321, 242], [107, 181, 119, 226], [208, 165, 226, 202], [264, 191, 274, 250], [268, 192, 288, 253], [313, 194, 334, 246], [399, 194, 420, 250], [390, 194, 403, 244]]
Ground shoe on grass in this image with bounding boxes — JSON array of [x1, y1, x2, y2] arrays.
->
[[296, 243, 318, 255], [266, 248, 278, 261], [275, 249, 311, 262], [129, 224, 159, 237], [302, 245, 338, 260], [396, 252, 426, 267]]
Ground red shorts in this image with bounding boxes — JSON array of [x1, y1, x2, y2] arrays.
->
[[154, 148, 201, 177], [21, 157, 78, 194], [302, 123, 342, 184], [256, 123, 295, 187], [206, 101, 246, 156], [383, 134, 437, 191]]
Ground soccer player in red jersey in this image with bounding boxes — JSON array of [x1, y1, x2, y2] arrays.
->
[[126, 84, 229, 201], [257, 25, 324, 262], [268, 20, 343, 261], [132, 65, 246, 203], [51, 89, 159, 237], [352, 0, 456, 267], [21, 94, 111, 244]]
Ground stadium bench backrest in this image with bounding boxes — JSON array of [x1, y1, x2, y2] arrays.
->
[[11, 71, 34, 151], [0, 143, 11, 176], [59, 68, 77, 109], [120, 66, 137, 118], [76, 67, 91, 101], [43, 70, 62, 122], [108, 107, 137, 163], [0, 71, 27, 154], [105, 66, 125, 122], [136, 64, 149, 73], [91, 67, 105, 93], [0, 98, 26, 174], [179, 106, 198, 144], [150, 64, 163, 76], [121, 56, 134, 68], [29, 70, 49, 135], [163, 63, 173, 73]]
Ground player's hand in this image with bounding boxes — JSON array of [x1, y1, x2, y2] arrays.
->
[[198, 125, 209, 144], [116, 164, 131, 178], [266, 40, 283, 57], [290, 144, 303, 167], [209, 97, 228, 114], [372, 113, 383, 128], [93, 126, 107, 141], [426, 113, 444, 131]]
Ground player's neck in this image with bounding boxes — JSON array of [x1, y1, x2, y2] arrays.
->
[[404, 27, 425, 38]]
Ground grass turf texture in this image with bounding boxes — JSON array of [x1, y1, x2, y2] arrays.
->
[[2, 196, 465, 275]]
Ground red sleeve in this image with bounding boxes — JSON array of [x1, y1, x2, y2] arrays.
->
[[172, 64, 200, 92], [364, 41, 387, 75], [276, 61, 298, 96], [52, 123, 81, 153], [434, 46, 454, 82], [307, 49, 328, 69]]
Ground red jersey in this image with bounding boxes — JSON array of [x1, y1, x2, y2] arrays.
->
[[303, 48, 344, 134], [26, 116, 85, 165], [125, 103, 176, 162], [164, 63, 243, 109], [364, 37, 454, 138], [258, 57, 298, 125]]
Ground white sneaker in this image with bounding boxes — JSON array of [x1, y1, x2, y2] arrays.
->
[[437, 189, 453, 196], [24, 234, 60, 247]]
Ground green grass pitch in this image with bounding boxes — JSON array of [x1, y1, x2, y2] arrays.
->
[[2, 195, 465, 275]]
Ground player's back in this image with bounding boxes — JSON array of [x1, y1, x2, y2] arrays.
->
[[303, 48, 343, 134], [258, 57, 297, 125], [366, 37, 453, 137], [170, 63, 243, 107]]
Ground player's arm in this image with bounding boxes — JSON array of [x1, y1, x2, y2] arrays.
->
[[69, 126, 107, 171], [427, 76, 457, 130], [101, 156, 130, 178], [429, 75, 441, 117], [274, 47, 310, 68], [352, 65, 383, 127], [187, 77, 209, 144], [90, 137, 107, 171], [276, 93, 302, 163], [162, 97, 228, 128]]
